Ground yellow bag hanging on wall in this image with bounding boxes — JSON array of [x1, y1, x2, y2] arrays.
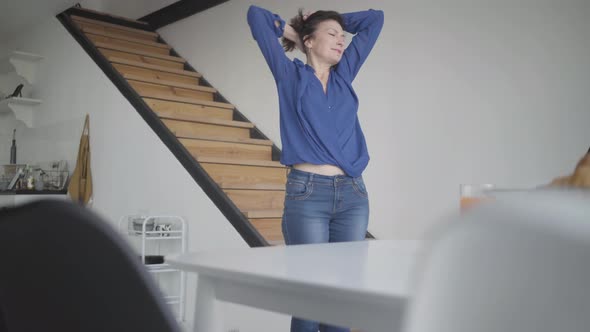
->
[[68, 114, 93, 205]]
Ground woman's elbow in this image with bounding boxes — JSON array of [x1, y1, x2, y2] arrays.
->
[[371, 9, 384, 25], [247, 5, 262, 26]]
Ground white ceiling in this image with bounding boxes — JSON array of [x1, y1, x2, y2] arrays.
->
[[0, 0, 79, 43]]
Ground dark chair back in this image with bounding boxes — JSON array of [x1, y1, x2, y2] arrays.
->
[[0, 200, 181, 332]]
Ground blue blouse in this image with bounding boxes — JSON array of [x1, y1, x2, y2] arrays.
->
[[247, 5, 384, 177]]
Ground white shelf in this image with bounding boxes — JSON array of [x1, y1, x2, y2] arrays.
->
[[145, 236, 183, 240], [0, 50, 43, 127], [164, 295, 181, 302], [146, 263, 180, 273], [129, 230, 184, 236], [0, 51, 44, 85], [0, 97, 42, 127], [119, 215, 187, 322]]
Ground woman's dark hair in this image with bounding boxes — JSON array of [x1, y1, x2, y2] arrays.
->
[[282, 9, 344, 52]]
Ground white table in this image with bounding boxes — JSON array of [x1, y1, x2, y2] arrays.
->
[[166, 240, 420, 332]]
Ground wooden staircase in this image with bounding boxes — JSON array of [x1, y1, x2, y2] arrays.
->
[[61, 8, 287, 246]]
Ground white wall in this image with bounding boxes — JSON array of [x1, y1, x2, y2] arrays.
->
[[1, 15, 251, 329], [159, 0, 590, 240], [0, 0, 77, 43], [0, 43, 12, 162], [80, 0, 177, 20]]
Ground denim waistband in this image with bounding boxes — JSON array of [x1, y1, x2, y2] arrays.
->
[[288, 168, 360, 185]]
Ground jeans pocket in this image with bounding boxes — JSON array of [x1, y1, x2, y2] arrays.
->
[[352, 177, 369, 198], [285, 180, 312, 200]]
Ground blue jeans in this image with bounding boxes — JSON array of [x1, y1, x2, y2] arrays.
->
[[282, 168, 370, 332]]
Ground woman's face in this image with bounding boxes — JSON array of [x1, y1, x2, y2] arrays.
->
[[305, 19, 346, 66]]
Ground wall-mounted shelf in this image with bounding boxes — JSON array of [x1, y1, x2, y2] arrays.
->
[[0, 51, 44, 86], [0, 97, 42, 127], [0, 51, 43, 127]]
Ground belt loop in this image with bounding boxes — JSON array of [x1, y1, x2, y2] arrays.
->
[[308, 172, 314, 184]]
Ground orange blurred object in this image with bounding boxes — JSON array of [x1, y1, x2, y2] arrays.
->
[[460, 197, 484, 211], [460, 184, 494, 212], [548, 148, 590, 188]]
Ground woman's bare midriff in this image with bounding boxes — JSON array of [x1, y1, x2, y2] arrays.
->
[[292, 163, 345, 176]]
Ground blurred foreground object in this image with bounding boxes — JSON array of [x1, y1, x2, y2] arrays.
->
[[404, 190, 590, 332], [549, 147, 590, 188]]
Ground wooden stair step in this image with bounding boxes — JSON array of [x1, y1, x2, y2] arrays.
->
[[140, 91, 233, 109], [71, 15, 155, 37], [83, 27, 169, 49], [226, 190, 284, 211], [158, 112, 252, 128], [201, 164, 287, 188], [249, 218, 283, 244], [129, 79, 213, 101], [144, 98, 233, 121], [108, 57, 199, 77], [113, 63, 199, 84], [219, 183, 285, 190], [198, 157, 285, 168], [163, 119, 252, 140], [87, 34, 170, 55], [74, 19, 157, 42], [177, 134, 272, 147], [99, 48, 184, 70], [124, 74, 216, 93], [180, 139, 271, 161], [95, 42, 184, 63], [71, 8, 149, 25], [244, 210, 283, 219]]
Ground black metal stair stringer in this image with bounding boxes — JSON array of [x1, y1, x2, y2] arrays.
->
[[57, 7, 269, 247]]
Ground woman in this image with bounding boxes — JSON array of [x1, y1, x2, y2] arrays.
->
[[247, 5, 384, 332]]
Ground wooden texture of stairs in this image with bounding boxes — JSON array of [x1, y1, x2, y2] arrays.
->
[[72, 12, 287, 245]]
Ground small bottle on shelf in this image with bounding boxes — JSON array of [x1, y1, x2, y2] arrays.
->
[[10, 129, 17, 164]]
